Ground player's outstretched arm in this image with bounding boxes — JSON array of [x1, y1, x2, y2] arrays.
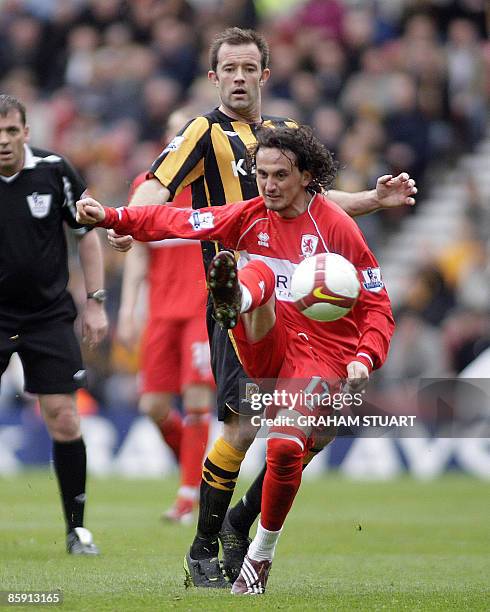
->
[[108, 179, 171, 252], [329, 172, 417, 217], [76, 197, 106, 224]]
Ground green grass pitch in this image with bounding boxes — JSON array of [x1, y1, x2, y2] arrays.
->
[[0, 471, 488, 611]]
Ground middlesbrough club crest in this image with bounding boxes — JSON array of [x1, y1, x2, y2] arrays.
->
[[300, 234, 318, 257]]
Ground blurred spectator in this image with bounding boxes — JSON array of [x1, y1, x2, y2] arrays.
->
[[310, 105, 345, 156], [138, 76, 182, 142], [446, 17, 487, 150], [443, 310, 490, 374], [309, 38, 347, 103], [266, 42, 299, 100], [384, 73, 430, 190], [0, 13, 45, 84], [288, 70, 322, 123], [77, 0, 128, 33], [382, 308, 449, 381], [151, 17, 198, 90], [342, 5, 376, 72], [218, 0, 258, 29], [340, 47, 400, 118], [65, 25, 100, 89], [294, 0, 345, 39], [430, 0, 489, 39], [405, 263, 456, 326]]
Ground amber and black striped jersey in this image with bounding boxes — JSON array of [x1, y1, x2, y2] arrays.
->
[[150, 107, 296, 270]]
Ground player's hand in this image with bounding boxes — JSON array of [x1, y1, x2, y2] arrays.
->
[[82, 301, 109, 348], [107, 229, 134, 252], [375, 172, 417, 209], [116, 311, 139, 350], [346, 360, 369, 392], [76, 197, 106, 224]]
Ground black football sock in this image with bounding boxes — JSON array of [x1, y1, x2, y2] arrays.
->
[[228, 463, 266, 536], [52, 437, 87, 533], [189, 437, 245, 560], [190, 481, 234, 559]]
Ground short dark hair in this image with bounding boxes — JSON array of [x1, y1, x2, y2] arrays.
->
[[0, 94, 26, 125], [209, 27, 270, 72], [250, 125, 338, 193]]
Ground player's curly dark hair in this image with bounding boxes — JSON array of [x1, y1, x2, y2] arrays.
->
[[249, 125, 338, 193]]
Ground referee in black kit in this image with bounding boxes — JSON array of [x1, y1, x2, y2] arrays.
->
[[0, 95, 108, 554]]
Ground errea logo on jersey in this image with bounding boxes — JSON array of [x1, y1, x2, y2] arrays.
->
[[163, 135, 185, 153], [188, 210, 214, 230], [257, 232, 269, 247], [26, 192, 52, 218]]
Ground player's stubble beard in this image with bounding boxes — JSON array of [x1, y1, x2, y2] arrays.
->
[[225, 87, 261, 123]]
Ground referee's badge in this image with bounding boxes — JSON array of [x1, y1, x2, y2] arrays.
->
[[26, 192, 52, 218]]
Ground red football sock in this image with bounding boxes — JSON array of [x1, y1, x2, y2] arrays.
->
[[158, 409, 183, 462], [180, 410, 210, 488], [238, 260, 275, 310], [261, 437, 304, 531]]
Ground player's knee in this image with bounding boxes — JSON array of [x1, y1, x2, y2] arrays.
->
[[266, 437, 304, 475], [139, 393, 173, 421], [182, 384, 213, 412], [222, 418, 256, 451], [39, 395, 80, 440]]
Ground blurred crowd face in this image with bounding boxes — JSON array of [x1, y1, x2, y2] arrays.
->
[[208, 42, 270, 122], [0, 110, 29, 177]]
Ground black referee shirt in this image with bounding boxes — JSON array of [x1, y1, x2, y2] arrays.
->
[[0, 145, 89, 317]]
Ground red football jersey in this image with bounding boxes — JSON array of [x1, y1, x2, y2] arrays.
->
[[102, 194, 395, 373], [128, 173, 207, 320]]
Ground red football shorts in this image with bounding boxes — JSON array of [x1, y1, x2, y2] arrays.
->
[[231, 305, 344, 446], [231, 305, 344, 382], [139, 316, 214, 394]]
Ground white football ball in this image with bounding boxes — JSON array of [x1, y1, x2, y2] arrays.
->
[[291, 253, 360, 322]]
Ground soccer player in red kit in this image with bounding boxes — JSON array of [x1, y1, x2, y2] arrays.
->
[[77, 125, 394, 594], [118, 172, 213, 522]]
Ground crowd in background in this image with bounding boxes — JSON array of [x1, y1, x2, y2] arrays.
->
[[0, 0, 488, 412]]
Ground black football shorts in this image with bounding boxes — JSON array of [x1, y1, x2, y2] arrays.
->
[[206, 300, 261, 421], [0, 299, 84, 395]]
